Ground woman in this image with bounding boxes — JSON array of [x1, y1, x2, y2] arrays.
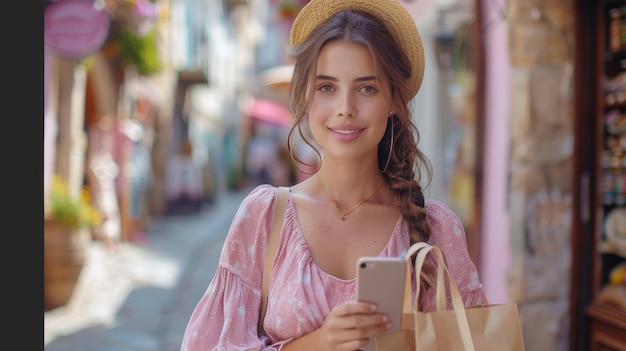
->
[[181, 0, 488, 350]]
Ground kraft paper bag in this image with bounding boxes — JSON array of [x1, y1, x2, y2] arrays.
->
[[375, 329, 414, 351], [374, 242, 525, 351]]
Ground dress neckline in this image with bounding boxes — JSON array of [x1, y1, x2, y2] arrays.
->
[[282, 190, 404, 282]]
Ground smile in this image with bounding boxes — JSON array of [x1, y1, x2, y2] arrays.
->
[[332, 129, 361, 134]]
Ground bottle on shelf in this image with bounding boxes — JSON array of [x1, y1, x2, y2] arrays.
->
[[610, 7, 621, 52]]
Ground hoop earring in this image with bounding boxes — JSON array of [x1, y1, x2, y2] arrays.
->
[[382, 116, 394, 173]]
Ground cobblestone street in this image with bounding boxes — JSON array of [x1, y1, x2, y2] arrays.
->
[[44, 187, 252, 351]]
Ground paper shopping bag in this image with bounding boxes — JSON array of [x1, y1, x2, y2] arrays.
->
[[375, 312, 415, 351], [374, 242, 525, 351], [375, 329, 414, 351], [413, 301, 524, 350]]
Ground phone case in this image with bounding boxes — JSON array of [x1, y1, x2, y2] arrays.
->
[[356, 256, 406, 351]]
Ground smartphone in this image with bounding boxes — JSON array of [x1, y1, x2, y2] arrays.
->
[[356, 256, 406, 351]]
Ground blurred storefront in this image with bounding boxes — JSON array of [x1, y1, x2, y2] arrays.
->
[[241, 97, 294, 186], [44, 0, 264, 242], [468, 0, 626, 349], [44, 0, 175, 243]]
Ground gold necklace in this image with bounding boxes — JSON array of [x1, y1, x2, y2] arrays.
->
[[317, 173, 385, 221]]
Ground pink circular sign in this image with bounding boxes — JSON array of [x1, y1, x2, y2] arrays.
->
[[44, 0, 111, 58]]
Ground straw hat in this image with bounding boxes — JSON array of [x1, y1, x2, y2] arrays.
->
[[289, 0, 425, 98]]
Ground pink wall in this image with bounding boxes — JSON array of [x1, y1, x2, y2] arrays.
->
[[44, 52, 56, 195], [480, 0, 511, 304]]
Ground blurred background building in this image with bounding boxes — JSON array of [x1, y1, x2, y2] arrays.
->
[[43, 0, 626, 349]]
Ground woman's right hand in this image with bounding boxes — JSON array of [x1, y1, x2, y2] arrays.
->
[[280, 300, 391, 350], [315, 300, 391, 350]]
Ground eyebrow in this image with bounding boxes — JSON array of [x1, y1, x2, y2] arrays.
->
[[315, 75, 378, 83]]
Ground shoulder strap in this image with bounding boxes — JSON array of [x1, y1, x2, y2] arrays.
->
[[257, 186, 289, 337]]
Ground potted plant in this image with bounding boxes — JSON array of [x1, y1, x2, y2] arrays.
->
[[46, 175, 102, 228], [44, 175, 102, 311], [102, 0, 163, 76]]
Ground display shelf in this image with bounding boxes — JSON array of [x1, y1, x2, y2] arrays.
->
[[586, 302, 626, 351], [573, 0, 626, 349]]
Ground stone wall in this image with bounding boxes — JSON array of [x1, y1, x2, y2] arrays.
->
[[507, 0, 575, 350]]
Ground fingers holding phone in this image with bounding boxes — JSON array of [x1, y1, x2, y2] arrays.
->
[[319, 300, 392, 351]]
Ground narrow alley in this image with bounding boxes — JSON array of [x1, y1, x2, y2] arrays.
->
[[44, 186, 253, 351]]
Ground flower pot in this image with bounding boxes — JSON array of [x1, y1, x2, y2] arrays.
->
[[44, 219, 89, 311]]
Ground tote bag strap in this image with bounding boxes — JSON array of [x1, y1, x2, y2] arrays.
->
[[409, 242, 476, 351], [403, 242, 474, 351], [403, 242, 446, 314], [257, 186, 289, 337]]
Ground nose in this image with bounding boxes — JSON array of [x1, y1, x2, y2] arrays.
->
[[337, 92, 356, 117]]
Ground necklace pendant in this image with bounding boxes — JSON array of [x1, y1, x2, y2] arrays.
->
[[341, 215, 346, 221]]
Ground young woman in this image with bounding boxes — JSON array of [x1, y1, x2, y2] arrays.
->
[[181, 0, 488, 350]]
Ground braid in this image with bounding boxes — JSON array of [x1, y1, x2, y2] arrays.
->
[[379, 113, 432, 245], [380, 112, 435, 303]]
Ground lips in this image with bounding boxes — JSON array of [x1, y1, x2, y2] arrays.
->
[[328, 126, 365, 141], [331, 129, 361, 134]]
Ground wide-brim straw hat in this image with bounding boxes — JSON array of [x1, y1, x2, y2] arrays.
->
[[289, 0, 425, 99]]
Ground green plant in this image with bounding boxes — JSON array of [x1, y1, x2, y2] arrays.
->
[[117, 25, 162, 75], [47, 175, 102, 229], [106, 0, 163, 76]]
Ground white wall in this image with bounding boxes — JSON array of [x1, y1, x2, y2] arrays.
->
[[405, 0, 442, 201]]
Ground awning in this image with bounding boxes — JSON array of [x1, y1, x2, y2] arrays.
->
[[259, 65, 294, 92], [245, 99, 292, 127]]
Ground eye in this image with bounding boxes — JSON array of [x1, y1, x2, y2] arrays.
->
[[359, 85, 377, 95], [317, 84, 334, 93]]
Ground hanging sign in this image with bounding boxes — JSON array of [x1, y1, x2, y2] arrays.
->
[[44, 0, 111, 58]]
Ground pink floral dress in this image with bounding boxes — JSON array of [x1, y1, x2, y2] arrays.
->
[[180, 185, 487, 350]]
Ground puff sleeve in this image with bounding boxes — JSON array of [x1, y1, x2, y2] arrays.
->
[[180, 185, 289, 351]]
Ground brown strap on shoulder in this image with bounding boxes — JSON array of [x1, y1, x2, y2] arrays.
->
[[258, 186, 289, 337]]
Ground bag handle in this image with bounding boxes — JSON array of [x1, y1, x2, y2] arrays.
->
[[257, 186, 289, 337], [407, 243, 476, 351], [403, 242, 446, 312]]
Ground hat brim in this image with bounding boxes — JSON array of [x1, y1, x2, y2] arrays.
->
[[289, 0, 425, 98]]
